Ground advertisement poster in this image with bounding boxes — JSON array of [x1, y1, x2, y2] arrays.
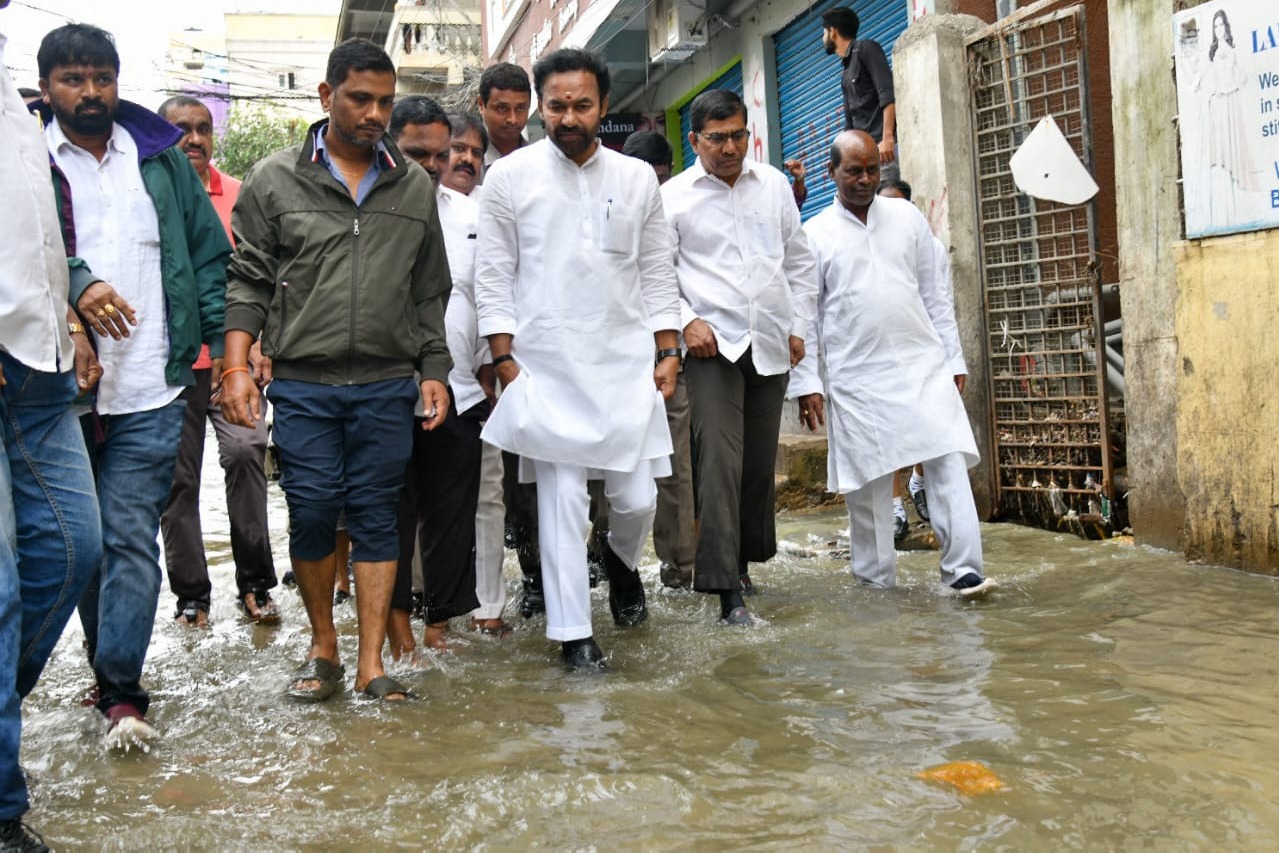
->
[[1173, 1, 1279, 238]]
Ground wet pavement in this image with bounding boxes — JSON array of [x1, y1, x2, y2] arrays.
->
[[17, 445, 1279, 849]]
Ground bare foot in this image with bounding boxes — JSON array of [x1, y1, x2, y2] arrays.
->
[[387, 608, 420, 662], [423, 621, 452, 651], [175, 608, 209, 629], [239, 591, 281, 625]]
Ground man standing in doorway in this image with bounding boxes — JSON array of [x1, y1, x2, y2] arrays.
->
[[221, 39, 452, 703], [661, 89, 818, 625], [822, 6, 897, 169], [793, 131, 995, 598], [37, 22, 230, 749], [475, 48, 681, 669], [156, 95, 279, 629]]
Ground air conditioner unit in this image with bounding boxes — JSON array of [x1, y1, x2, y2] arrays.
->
[[648, 0, 706, 63]]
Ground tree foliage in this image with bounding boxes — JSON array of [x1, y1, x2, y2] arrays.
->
[[213, 105, 309, 179]]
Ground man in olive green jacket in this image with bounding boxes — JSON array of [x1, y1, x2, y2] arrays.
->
[[221, 39, 451, 704]]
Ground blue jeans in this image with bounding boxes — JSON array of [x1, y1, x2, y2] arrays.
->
[[0, 352, 102, 820], [77, 398, 186, 717]]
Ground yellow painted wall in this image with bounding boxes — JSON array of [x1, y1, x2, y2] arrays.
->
[[1174, 230, 1279, 573]]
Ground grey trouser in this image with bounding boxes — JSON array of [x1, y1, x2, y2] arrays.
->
[[684, 349, 787, 591], [160, 367, 276, 607]]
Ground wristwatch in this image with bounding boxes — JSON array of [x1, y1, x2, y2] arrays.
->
[[68, 322, 86, 335], [656, 347, 682, 365]]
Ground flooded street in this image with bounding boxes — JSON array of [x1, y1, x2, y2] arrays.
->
[[17, 445, 1279, 850]]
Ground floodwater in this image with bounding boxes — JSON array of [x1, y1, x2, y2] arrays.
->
[[18, 446, 1279, 850]]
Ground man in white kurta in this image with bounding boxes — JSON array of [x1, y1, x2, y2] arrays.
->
[[475, 49, 682, 669], [792, 131, 995, 597]]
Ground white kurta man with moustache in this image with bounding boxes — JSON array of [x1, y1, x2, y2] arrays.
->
[[792, 130, 996, 598]]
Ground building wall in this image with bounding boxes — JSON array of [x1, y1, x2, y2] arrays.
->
[[1109, 0, 1185, 552], [225, 13, 338, 119], [1174, 230, 1279, 573], [388, 3, 483, 94]]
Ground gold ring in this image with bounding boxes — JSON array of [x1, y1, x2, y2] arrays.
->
[[104, 304, 115, 315], [96, 308, 107, 317]]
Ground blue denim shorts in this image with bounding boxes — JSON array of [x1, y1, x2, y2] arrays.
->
[[267, 377, 418, 562]]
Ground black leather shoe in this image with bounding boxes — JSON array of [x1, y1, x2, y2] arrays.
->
[[519, 576, 545, 618], [910, 486, 930, 521], [587, 550, 603, 589], [603, 545, 648, 627], [0, 819, 49, 853], [894, 514, 909, 542], [561, 637, 607, 670]]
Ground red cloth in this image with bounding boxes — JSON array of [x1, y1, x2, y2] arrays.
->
[[192, 165, 241, 370]]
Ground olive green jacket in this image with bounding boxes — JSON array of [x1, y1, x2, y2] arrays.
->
[[224, 119, 452, 385]]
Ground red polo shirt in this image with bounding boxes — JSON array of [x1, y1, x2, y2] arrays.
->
[[193, 164, 241, 370]]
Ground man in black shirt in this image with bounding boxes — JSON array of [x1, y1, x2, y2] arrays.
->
[[822, 6, 896, 167]]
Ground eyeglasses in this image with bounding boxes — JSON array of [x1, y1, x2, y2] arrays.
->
[[697, 129, 750, 147]]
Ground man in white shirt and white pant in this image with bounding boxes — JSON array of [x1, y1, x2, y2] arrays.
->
[[662, 89, 819, 625], [792, 130, 995, 598], [475, 48, 682, 669]]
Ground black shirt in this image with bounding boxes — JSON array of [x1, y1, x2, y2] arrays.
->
[[840, 39, 895, 141]]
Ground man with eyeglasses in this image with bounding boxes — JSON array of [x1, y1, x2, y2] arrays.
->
[[661, 88, 818, 625]]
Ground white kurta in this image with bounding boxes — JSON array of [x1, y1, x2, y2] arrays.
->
[[791, 197, 978, 494], [474, 140, 681, 476]]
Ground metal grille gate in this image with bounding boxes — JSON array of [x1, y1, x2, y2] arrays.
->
[[967, 5, 1113, 529]]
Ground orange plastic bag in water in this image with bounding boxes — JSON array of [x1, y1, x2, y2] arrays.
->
[[917, 761, 1006, 795]]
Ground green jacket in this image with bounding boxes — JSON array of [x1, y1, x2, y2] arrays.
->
[[225, 119, 452, 386], [36, 99, 231, 388]]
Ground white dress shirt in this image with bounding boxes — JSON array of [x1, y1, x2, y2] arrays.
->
[[47, 119, 180, 415], [661, 157, 819, 376], [0, 33, 74, 373], [792, 197, 977, 493], [437, 183, 487, 414], [475, 139, 681, 474]]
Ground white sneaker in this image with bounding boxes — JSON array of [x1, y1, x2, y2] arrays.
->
[[953, 577, 998, 600]]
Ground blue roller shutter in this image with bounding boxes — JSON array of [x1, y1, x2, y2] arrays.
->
[[677, 61, 743, 171], [775, 0, 908, 220]]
